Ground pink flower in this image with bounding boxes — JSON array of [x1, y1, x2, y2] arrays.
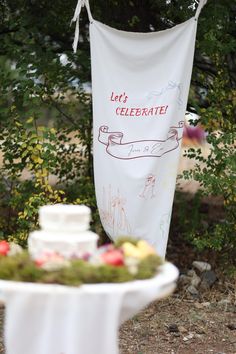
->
[[35, 252, 70, 270], [100, 249, 124, 266]]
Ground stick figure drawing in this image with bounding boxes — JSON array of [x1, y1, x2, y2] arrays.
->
[[100, 185, 132, 236], [139, 174, 156, 199]]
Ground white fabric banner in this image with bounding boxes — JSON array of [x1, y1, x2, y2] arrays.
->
[[73, 1, 207, 258]]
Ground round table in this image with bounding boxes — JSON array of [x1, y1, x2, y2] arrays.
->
[[0, 262, 178, 354]]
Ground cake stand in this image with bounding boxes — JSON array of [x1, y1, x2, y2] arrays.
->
[[0, 262, 178, 354]]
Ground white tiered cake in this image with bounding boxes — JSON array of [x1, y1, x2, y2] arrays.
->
[[28, 204, 98, 259]]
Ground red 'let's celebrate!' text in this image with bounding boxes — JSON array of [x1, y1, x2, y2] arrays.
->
[[110, 91, 169, 117]]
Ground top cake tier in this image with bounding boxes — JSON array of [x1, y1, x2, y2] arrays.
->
[[39, 204, 91, 232]]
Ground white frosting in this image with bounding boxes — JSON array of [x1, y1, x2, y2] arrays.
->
[[39, 204, 91, 232], [28, 230, 98, 259], [28, 204, 98, 259]]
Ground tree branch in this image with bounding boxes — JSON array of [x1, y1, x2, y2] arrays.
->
[[41, 96, 77, 126]]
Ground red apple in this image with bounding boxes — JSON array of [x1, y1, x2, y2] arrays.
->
[[101, 249, 124, 266], [0, 241, 10, 256]]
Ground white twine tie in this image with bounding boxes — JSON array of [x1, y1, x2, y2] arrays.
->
[[71, 0, 93, 53]]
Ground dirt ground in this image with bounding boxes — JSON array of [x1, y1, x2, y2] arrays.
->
[[119, 273, 236, 354]]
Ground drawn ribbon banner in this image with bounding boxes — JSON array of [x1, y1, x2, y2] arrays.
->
[[98, 121, 184, 160]]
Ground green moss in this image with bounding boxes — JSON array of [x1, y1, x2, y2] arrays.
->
[[0, 252, 44, 282], [136, 255, 163, 280], [0, 252, 163, 286], [39, 268, 82, 286]]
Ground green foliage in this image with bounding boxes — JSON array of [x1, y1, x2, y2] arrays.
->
[[0, 98, 97, 245], [173, 192, 203, 241], [179, 5, 236, 252], [173, 191, 235, 253], [0, 108, 68, 245], [0, 0, 97, 244], [181, 130, 236, 251]]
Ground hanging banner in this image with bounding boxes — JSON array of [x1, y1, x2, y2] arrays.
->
[[72, 0, 207, 258]]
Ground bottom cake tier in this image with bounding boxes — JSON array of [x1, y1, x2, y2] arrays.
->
[[28, 230, 98, 259]]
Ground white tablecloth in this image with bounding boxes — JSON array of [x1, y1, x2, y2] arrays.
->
[[0, 262, 178, 354]]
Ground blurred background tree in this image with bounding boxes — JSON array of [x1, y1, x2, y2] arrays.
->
[[0, 1, 235, 254]]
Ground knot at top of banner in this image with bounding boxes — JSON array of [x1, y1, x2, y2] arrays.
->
[[195, 0, 208, 20], [71, 0, 93, 53]]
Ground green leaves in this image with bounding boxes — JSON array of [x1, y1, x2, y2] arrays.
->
[[181, 0, 236, 253]]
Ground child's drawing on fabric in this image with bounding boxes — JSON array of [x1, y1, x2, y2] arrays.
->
[[139, 174, 156, 199], [147, 81, 184, 108], [100, 185, 132, 236]]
